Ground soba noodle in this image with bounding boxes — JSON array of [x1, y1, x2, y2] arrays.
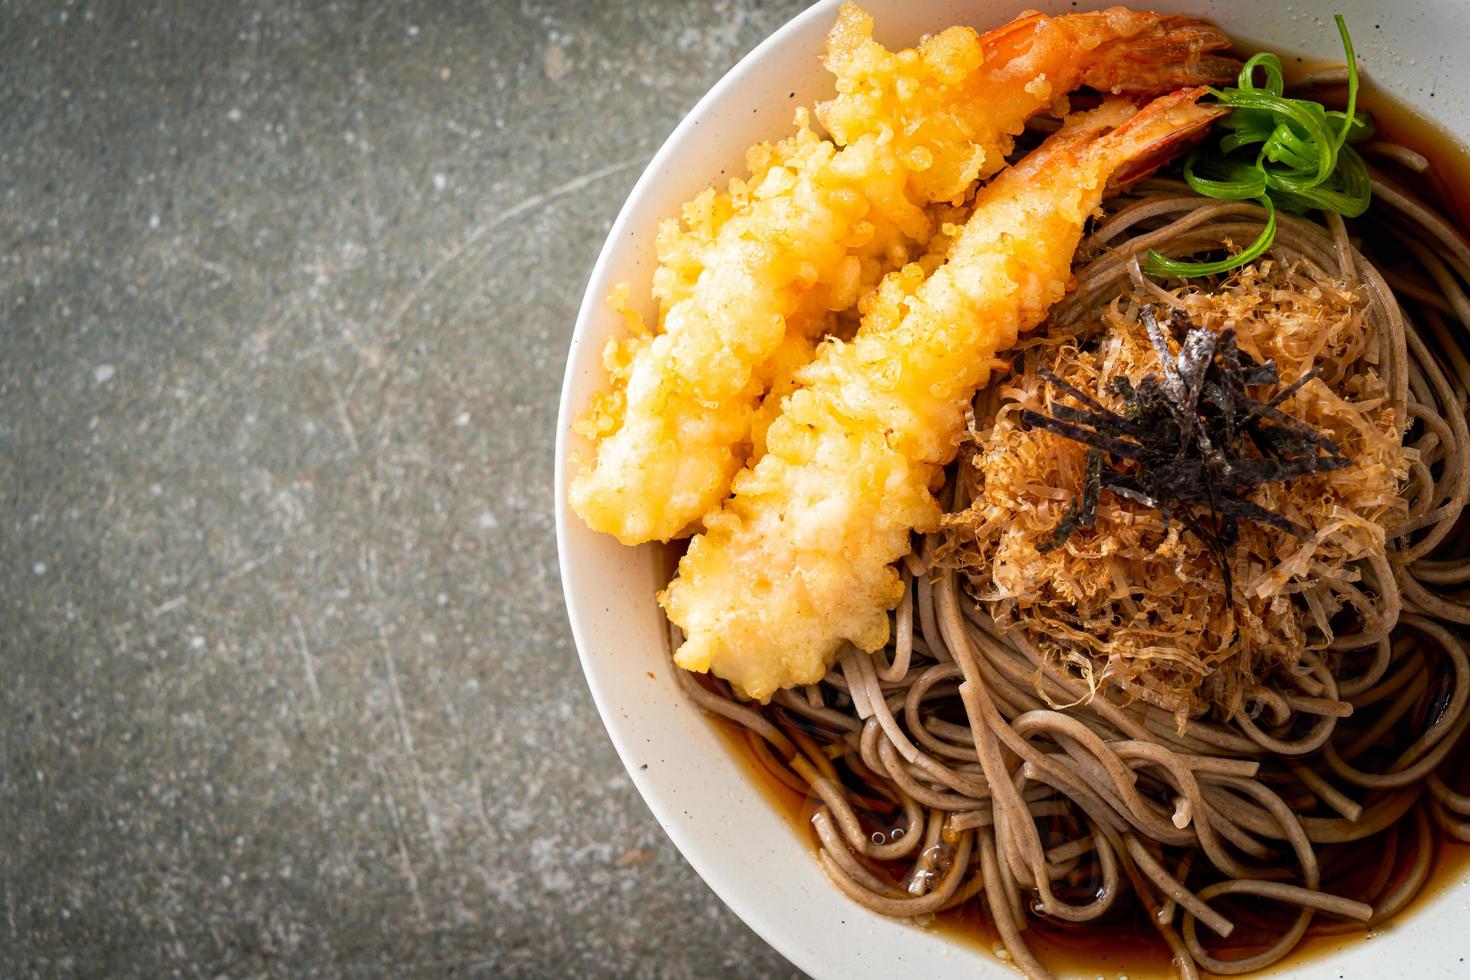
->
[[672, 144, 1470, 978]]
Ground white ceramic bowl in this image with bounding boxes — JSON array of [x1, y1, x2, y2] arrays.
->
[[555, 2, 1470, 976]]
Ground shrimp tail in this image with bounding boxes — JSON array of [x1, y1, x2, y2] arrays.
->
[[999, 88, 1224, 200], [976, 10, 1239, 98], [1078, 13, 1239, 94], [1101, 86, 1230, 187]]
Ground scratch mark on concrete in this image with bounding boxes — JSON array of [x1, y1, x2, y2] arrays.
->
[[363, 544, 380, 590], [387, 155, 646, 327], [128, 548, 277, 633], [383, 641, 446, 859], [329, 377, 360, 454], [221, 548, 279, 582], [472, 775, 495, 841], [291, 613, 323, 707], [372, 756, 428, 924], [147, 595, 187, 619], [187, 250, 234, 282]]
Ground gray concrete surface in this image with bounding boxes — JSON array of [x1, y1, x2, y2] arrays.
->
[[0, 1, 810, 975]]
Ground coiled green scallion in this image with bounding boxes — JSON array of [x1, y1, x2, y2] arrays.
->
[[1143, 15, 1374, 278]]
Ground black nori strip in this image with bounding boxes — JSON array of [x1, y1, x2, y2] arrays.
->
[[1175, 325, 1218, 416], [1029, 306, 1351, 598], [1142, 307, 1185, 403], [1018, 409, 1149, 460], [1038, 367, 1148, 436], [1266, 366, 1322, 409], [1039, 450, 1104, 553]]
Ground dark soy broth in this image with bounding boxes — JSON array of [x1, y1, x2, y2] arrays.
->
[[1360, 84, 1470, 231], [683, 76, 1470, 978], [1287, 71, 1470, 230], [707, 699, 1470, 978]]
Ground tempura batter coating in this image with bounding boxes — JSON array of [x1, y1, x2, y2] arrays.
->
[[570, 5, 1236, 544], [663, 92, 1225, 701]]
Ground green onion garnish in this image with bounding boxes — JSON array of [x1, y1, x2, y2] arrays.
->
[[1143, 15, 1374, 279]]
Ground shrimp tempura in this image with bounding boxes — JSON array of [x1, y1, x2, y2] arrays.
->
[[570, 4, 1235, 544], [663, 91, 1226, 701]]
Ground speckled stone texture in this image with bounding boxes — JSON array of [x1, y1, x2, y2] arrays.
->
[[0, 1, 808, 975]]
